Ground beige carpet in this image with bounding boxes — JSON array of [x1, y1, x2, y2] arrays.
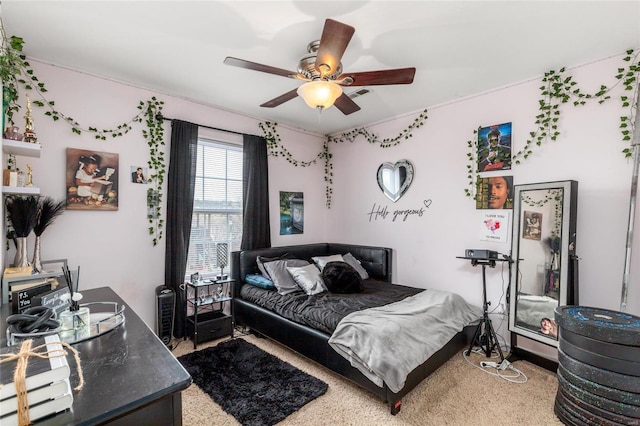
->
[[172, 334, 563, 426]]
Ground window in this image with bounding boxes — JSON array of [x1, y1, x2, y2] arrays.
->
[[186, 138, 242, 278]]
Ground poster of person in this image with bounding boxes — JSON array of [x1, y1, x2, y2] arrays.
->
[[131, 165, 148, 184], [523, 211, 542, 240], [475, 175, 513, 210], [477, 122, 512, 172], [479, 211, 510, 243], [280, 191, 303, 235], [66, 148, 118, 210]]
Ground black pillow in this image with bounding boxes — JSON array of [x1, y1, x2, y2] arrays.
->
[[321, 261, 363, 294]]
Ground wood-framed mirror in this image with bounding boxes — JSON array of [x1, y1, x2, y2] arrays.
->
[[509, 180, 579, 350]]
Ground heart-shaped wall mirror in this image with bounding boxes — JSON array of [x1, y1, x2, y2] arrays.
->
[[377, 160, 414, 202]]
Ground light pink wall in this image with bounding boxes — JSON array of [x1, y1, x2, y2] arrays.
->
[[3, 61, 326, 327], [3, 53, 638, 349], [324, 53, 640, 354]]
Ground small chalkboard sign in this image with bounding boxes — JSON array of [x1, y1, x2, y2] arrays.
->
[[31, 286, 71, 317], [11, 282, 52, 314]]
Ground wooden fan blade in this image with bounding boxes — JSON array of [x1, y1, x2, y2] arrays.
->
[[315, 19, 355, 78], [260, 88, 299, 108], [333, 93, 361, 115], [338, 67, 416, 86], [224, 56, 298, 79]]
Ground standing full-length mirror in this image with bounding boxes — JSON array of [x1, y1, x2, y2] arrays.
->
[[509, 180, 578, 349]]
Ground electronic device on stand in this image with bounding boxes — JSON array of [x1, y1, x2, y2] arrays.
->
[[457, 253, 512, 361]]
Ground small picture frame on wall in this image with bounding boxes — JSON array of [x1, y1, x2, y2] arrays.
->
[[477, 122, 512, 172], [131, 166, 148, 184], [475, 175, 513, 210], [66, 148, 119, 211], [280, 191, 303, 235], [522, 211, 542, 240]]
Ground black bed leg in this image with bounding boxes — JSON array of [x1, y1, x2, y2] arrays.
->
[[390, 400, 402, 415]]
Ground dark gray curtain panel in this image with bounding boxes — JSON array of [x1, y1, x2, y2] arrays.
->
[[165, 119, 198, 338], [241, 134, 271, 250]]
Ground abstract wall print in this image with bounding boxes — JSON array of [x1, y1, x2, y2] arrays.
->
[[477, 122, 512, 172], [475, 175, 513, 210], [523, 211, 542, 240], [280, 191, 303, 235], [66, 148, 118, 210]]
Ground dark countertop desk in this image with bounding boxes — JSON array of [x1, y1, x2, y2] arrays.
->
[[1, 286, 192, 425]]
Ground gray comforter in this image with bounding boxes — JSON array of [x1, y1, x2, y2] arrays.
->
[[328, 289, 482, 393]]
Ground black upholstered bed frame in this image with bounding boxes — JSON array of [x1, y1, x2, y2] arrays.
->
[[231, 243, 473, 415]]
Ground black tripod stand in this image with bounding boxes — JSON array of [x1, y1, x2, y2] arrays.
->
[[462, 258, 505, 360]]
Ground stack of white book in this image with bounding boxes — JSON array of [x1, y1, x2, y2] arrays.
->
[[0, 335, 73, 425]]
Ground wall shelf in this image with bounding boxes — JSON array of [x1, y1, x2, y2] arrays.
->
[[2, 186, 40, 195], [2, 139, 42, 195], [2, 139, 42, 158]]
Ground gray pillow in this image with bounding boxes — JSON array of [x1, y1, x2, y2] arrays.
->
[[264, 259, 309, 295], [287, 263, 327, 296], [257, 253, 288, 279], [343, 252, 370, 280], [311, 254, 344, 271]]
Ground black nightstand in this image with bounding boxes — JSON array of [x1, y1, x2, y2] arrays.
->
[[185, 278, 234, 349]]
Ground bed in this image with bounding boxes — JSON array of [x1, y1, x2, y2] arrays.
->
[[231, 243, 480, 414]]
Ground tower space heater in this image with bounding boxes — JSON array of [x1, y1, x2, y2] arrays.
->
[[155, 285, 175, 346]]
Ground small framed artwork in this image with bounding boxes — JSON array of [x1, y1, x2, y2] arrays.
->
[[477, 122, 512, 172], [475, 175, 513, 210], [66, 148, 119, 210], [279, 191, 303, 235], [131, 166, 148, 184], [523, 211, 542, 240]]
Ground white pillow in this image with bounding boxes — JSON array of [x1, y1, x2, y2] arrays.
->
[[343, 252, 370, 280], [287, 263, 327, 296], [311, 254, 344, 271]]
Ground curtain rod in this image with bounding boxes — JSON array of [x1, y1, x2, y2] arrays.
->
[[155, 114, 258, 137]]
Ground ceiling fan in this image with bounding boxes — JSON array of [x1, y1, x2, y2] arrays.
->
[[223, 19, 416, 115]]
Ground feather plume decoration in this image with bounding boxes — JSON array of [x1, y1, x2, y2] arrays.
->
[[34, 196, 66, 236], [5, 196, 39, 237]]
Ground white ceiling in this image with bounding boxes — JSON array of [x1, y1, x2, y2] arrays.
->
[[2, 1, 640, 135]]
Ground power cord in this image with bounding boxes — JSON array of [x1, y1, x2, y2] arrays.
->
[[462, 347, 528, 384], [488, 258, 509, 316]]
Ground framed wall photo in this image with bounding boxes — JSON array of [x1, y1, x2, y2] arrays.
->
[[66, 148, 119, 210], [523, 211, 542, 240], [475, 175, 513, 210], [477, 122, 512, 172], [279, 191, 303, 235], [131, 165, 148, 184]]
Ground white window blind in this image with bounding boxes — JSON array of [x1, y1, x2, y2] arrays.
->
[[186, 139, 242, 277]]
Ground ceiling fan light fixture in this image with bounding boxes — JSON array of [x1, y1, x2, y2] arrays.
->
[[297, 80, 342, 110]]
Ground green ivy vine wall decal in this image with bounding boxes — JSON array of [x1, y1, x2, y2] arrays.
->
[[260, 109, 428, 208], [465, 49, 640, 200], [1, 31, 167, 245], [140, 97, 166, 246]]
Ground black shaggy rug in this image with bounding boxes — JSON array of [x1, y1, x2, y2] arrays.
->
[[178, 338, 328, 426]]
